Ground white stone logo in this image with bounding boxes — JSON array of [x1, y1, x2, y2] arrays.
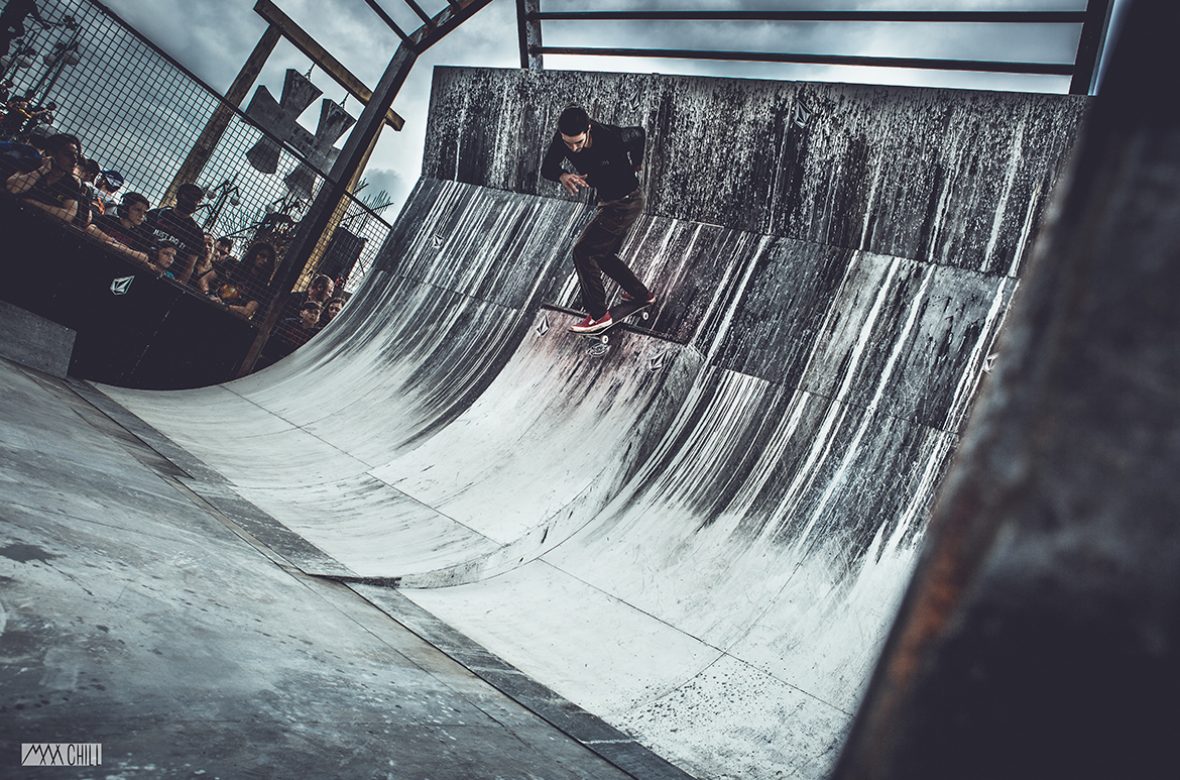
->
[[22, 743, 102, 767], [110, 276, 134, 295]]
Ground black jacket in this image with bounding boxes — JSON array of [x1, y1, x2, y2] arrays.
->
[[541, 121, 645, 202]]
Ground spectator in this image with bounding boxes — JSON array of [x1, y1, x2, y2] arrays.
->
[[277, 299, 322, 349], [22, 99, 54, 136], [198, 235, 237, 294], [0, 136, 40, 181], [281, 272, 334, 322], [209, 241, 276, 318], [1, 94, 32, 138], [144, 182, 203, 286], [213, 236, 237, 266], [0, 78, 13, 104], [321, 297, 345, 327], [307, 273, 334, 304], [92, 169, 123, 215], [71, 156, 99, 229], [192, 231, 216, 291], [5, 131, 81, 223], [148, 238, 179, 280], [90, 191, 151, 264]]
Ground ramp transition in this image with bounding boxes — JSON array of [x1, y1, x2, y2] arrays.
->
[[100, 69, 1085, 779]]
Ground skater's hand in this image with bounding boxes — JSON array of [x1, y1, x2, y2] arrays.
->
[[560, 172, 588, 196]]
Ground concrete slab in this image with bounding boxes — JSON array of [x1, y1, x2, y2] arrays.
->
[[0, 301, 76, 378], [0, 359, 644, 780]]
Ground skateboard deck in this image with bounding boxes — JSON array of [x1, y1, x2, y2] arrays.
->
[[572, 298, 655, 343]]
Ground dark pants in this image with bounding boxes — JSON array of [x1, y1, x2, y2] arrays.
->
[[572, 189, 650, 319]]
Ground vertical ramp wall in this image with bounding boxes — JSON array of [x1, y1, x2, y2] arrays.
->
[[402, 68, 1087, 779]]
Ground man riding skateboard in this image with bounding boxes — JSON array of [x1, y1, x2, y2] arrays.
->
[[541, 105, 655, 335]]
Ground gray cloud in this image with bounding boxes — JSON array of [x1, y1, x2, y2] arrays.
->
[[98, 0, 1112, 220]]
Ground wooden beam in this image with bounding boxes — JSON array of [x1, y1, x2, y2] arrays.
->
[[254, 0, 404, 131], [360, 0, 410, 41], [164, 24, 281, 207]]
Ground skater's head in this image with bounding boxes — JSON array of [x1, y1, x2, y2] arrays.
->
[[558, 105, 591, 152]]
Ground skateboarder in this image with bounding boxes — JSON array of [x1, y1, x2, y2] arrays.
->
[[541, 105, 654, 335]]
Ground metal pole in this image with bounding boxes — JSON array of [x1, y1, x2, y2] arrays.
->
[[237, 0, 496, 375], [517, 0, 543, 70], [536, 46, 1075, 76], [237, 43, 418, 374], [163, 24, 280, 207], [1069, 0, 1114, 95]]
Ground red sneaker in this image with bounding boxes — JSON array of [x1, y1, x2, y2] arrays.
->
[[570, 312, 613, 334]]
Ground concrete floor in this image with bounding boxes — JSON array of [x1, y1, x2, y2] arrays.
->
[[0, 358, 645, 779]]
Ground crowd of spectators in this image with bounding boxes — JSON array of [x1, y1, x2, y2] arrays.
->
[[0, 121, 349, 353]]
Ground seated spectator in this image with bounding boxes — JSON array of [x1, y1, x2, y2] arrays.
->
[[89, 191, 151, 263], [92, 169, 123, 215], [144, 182, 204, 285], [5, 132, 82, 223], [320, 296, 346, 327], [208, 241, 276, 318], [72, 156, 100, 229]]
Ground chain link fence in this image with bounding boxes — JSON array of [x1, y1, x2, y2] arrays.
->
[[1, 0, 394, 364]]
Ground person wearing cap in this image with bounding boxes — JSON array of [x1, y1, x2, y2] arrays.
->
[[144, 181, 204, 285], [5, 132, 82, 223], [93, 169, 123, 215]]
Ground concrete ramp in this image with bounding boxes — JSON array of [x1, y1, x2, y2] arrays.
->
[[100, 70, 1085, 778]]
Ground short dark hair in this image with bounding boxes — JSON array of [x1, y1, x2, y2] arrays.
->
[[216, 236, 233, 249], [80, 158, 100, 177], [45, 133, 82, 156], [176, 182, 204, 204], [300, 300, 322, 313], [121, 192, 149, 212], [558, 105, 590, 136]]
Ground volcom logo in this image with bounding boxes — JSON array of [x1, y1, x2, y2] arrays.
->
[[110, 276, 134, 295], [794, 96, 815, 128]]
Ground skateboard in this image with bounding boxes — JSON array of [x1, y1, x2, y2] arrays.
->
[[571, 298, 655, 345]]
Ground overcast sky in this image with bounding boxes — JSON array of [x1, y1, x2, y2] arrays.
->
[[98, 0, 1119, 220]]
